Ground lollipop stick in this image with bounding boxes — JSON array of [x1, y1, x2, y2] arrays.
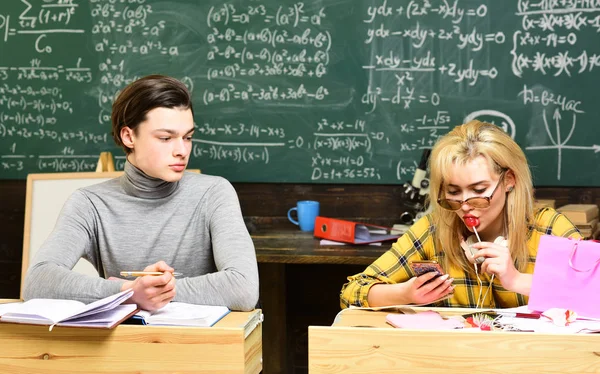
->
[[472, 225, 482, 242]]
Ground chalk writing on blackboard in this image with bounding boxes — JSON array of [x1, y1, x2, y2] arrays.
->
[[0, 0, 599, 185]]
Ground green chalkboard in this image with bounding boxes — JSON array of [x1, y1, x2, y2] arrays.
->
[[1, 0, 599, 185]]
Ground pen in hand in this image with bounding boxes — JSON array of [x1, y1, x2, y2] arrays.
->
[[120, 271, 183, 277], [496, 311, 542, 319]]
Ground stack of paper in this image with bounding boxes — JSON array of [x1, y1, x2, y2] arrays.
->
[[320, 239, 382, 246]]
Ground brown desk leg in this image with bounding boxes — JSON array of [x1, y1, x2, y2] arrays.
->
[[259, 263, 287, 374]]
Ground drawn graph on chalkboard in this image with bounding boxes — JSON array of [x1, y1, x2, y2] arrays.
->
[[465, 109, 600, 181], [463, 110, 516, 139], [525, 109, 600, 181]]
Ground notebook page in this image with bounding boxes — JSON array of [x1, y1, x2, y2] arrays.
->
[[1, 298, 84, 323], [386, 311, 463, 330]]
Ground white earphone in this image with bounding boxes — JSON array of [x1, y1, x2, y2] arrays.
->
[[460, 235, 508, 308]]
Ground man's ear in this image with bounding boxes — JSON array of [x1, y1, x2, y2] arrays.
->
[[120, 126, 135, 150]]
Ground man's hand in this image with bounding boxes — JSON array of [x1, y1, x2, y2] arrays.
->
[[119, 261, 177, 311]]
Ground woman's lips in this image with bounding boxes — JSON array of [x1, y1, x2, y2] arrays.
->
[[464, 216, 480, 228]]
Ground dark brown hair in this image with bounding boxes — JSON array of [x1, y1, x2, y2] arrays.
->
[[111, 75, 194, 154]]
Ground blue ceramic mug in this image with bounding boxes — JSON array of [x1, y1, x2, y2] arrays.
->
[[288, 200, 320, 231]]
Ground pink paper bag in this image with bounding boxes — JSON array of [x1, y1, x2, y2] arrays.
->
[[529, 235, 600, 318]]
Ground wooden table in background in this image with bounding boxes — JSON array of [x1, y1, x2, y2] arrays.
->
[[0, 310, 262, 374], [253, 229, 386, 265], [309, 308, 600, 373], [252, 229, 387, 374]]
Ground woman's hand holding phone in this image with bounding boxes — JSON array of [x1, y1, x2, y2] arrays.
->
[[366, 261, 454, 307], [406, 261, 454, 304], [404, 273, 453, 305]]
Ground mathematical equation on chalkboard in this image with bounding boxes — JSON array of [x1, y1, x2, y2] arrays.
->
[[1, 0, 599, 185]]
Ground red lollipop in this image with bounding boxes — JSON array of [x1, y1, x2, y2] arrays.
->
[[465, 217, 480, 228]]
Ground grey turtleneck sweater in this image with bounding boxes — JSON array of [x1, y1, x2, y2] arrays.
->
[[23, 162, 259, 311]]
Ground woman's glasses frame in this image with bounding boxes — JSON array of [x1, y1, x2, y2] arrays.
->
[[437, 172, 506, 211]]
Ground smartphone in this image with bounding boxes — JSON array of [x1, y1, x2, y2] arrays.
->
[[409, 260, 445, 278]]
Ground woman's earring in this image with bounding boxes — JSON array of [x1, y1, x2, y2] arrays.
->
[[507, 186, 514, 192]]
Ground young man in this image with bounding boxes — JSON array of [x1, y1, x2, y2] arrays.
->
[[23, 75, 259, 311]]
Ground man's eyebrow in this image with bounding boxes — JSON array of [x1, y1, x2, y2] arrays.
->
[[153, 127, 195, 135]]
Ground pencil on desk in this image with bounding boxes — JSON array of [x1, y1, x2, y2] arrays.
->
[[120, 271, 183, 277]]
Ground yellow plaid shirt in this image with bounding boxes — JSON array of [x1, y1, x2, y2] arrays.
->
[[340, 208, 581, 309]]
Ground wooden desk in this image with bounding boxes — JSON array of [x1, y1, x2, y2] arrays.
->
[[253, 229, 386, 265], [0, 310, 262, 374], [309, 308, 600, 373], [252, 229, 387, 373]]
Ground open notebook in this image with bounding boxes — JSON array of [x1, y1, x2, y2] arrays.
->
[[386, 311, 463, 329], [133, 302, 230, 327], [0, 289, 136, 330]]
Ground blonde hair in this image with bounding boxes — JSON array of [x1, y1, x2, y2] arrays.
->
[[429, 120, 534, 273]]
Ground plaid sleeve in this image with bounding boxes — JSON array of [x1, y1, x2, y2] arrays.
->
[[535, 207, 582, 239], [339, 215, 437, 308]]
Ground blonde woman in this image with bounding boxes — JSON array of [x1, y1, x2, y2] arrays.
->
[[341, 120, 581, 309]]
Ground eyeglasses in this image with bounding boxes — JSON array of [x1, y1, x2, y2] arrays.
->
[[437, 172, 506, 211]]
